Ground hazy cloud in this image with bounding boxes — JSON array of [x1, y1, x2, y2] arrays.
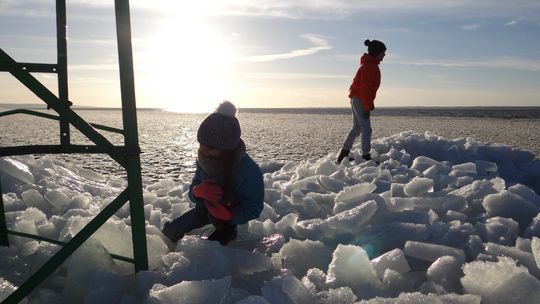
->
[[505, 20, 518, 26], [462, 24, 480, 30], [242, 34, 331, 62], [397, 56, 540, 72]]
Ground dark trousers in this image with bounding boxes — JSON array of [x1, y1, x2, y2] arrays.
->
[[162, 203, 237, 245]]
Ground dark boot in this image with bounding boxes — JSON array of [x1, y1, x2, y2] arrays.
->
[[337, 149, 350, 163], [208, 225, 237, 246], [362, 153, 372, 161], [161, 221, 184, 243]]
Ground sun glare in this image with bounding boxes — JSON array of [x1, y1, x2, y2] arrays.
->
[[146, 8, 234, 113]]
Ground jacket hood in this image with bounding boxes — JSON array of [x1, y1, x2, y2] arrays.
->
[[360, 53, 380, 65]]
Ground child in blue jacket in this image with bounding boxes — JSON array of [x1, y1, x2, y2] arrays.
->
[[162, 101, 264, 245]]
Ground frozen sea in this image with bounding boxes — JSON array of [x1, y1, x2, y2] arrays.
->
[[0, 107, 539, 183], [2, 106, 540, 303]]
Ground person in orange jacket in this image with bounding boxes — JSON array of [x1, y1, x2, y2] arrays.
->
[[337, 39, 386, 163]]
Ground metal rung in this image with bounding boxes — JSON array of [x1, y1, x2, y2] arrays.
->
[[0, 63, 58, 73], [0, 109, 124, 134], [5, 230, 136, 264]]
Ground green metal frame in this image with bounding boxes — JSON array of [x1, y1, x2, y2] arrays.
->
[[0, 1, 149, 303]]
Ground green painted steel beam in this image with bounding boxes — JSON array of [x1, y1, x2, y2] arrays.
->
[[5, 230, 135, 264], [0, 109, 124, 134], [0, 63, 58, 73], [2, 190, 130, 304], [0, 181, 9, 247], [0, 145, 130, 157], [56, 0, 70, 146], [114, 0, 149, 272], [0, 48, 127, 167]]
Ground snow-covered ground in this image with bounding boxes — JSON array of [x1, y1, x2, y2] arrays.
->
[[1, 131, 540, 303]]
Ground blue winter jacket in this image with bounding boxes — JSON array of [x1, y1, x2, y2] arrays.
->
[[188, 154, 264, 225]]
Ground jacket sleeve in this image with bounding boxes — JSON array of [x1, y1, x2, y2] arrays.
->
[[188, 164, 204, 203], [230, 160, 265, 225], [359, 65, 381, 111]]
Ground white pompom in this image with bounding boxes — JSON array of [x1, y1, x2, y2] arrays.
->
[[216, 101, 237, 117]]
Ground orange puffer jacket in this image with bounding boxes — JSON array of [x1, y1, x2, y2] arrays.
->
[[348, 53, 381, 112]]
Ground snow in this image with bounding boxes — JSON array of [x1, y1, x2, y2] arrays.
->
[[1, 131, 540, 303], [461, 257, 540, 304]]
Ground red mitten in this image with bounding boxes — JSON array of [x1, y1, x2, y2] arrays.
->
[[204, 200, 233, 221], [192, 180, 223, 202]]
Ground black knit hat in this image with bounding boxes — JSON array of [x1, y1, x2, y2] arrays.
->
[[365, 39, 387, 56], [197, 101, 241, 150]]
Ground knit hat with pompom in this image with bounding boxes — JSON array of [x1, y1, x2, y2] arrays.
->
[[197, 101, 241, 150]]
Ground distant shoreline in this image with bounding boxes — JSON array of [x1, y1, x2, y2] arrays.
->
[[1, 103, 539, 111], [1, 104, 539, 118]]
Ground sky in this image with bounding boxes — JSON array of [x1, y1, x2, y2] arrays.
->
[[0, 0, 539, 112]]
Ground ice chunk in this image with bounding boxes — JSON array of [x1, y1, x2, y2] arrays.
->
[[0, 157, 35, 184], [390, 195, 466, 214], [403, 241, 465, 262], [516, 237, 532, 252], [411, 156, 441, 172], [451, 162, 477, 177], [371, 248, 411, 279], [509, 184, 540, 208], [44, 189, 71, 212], [476, 216, 518, 246], [357, 292, 480, 303], [426, 256, 463, 293], [77, 167, 106, 182], [326, 244, 379, 288], [279, 239, 333, 276], [21, 189, 49, 210], [445, 210, 467, 222], [483, 190, 539, 231], [318, 201, 377, 237], [475, 160, 498, 177], [68, 194, 91, 210], [525, 213, 540, 238], [461, 257, 540, 304], [532, 237, 540, 269], [485, 242, 540, 277], [286, 176, 323, 193], [317, 287, 357, 304], [318, 176, 346, 193], [450, 179, 502, 206], [301, 268, 327, 293], [147, 277, 231, 304], [358, 223, 429, 257], [315, 159, 339, 176], [62, 238, 117, 302], [381, 269, 414, 295], [423, 163, 450, 179], [335, 183, 377, 204], [261, 273, 313, 304], [378, 210, 430, 225], [236, 296, 271, 304], [0, 278, 18, 303], [177, 236, 271, 278], [404, 177, 433, 197], [333, 193, 384, 214]]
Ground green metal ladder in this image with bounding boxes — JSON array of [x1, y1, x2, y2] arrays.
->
[[0, 1, 149, 303]]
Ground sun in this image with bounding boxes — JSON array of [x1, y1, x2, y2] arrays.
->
[[143, 8, 235, 113]]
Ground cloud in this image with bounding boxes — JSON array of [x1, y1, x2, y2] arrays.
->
[[242, 34, 331, 62], [238, 72, 348, 80], [461, 24, 480, 30], [505, 20, 518, 26], [395, 56, 540, 72]]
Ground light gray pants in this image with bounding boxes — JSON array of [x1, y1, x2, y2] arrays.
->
[[342, 97, 372, 154]]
